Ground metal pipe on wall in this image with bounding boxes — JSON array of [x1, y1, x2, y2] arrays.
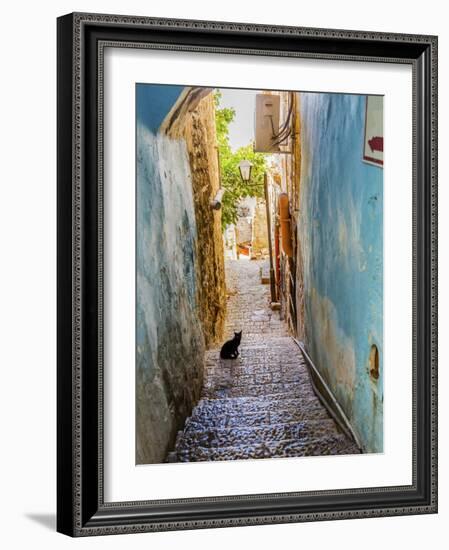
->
[[279, 193, 293, 257], [264, 173, 277, 303]]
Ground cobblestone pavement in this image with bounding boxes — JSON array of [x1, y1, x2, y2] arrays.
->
[[168, 259, 359, 462]]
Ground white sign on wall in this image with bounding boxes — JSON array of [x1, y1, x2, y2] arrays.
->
[[363, 95, 384, 167]]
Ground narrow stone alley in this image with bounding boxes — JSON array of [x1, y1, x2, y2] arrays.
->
[[168, 260, 359, 462]]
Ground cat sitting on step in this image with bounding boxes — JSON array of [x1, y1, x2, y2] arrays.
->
[[220, 331, 242, 359]]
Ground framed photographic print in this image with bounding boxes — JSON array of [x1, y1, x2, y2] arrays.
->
[[57, 12, 438, 536]]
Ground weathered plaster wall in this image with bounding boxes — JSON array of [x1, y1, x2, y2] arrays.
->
[[183, 94, 227, 347], [252, 198, 269, 258], [236, 217, 253, 245], [136, 84, 205, 464], [298, 92, 383, 453]]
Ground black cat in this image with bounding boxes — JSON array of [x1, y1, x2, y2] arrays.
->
[[220, 331, 242, 359]]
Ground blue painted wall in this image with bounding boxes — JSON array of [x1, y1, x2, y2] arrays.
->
[[136, 84, 205, 464], [298, 92, 383, 452]]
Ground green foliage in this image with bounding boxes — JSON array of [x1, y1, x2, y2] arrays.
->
[[214, 91, 235, 149], [214, 91, 267, 230]]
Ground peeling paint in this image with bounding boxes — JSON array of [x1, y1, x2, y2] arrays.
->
[[136, 87, 205, 464], [135, 84, 227, 464], [308, 287, 356, 417], [298, 92, 383, 453]]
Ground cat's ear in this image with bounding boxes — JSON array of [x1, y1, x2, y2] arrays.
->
[[238, 330, 242, 336]]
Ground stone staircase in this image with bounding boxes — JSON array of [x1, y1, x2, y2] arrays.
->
[[167, 337, 359, 463], [166, 260, 359, 463]]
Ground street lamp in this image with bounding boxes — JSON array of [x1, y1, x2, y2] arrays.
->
[[238, 159, 253, 183]]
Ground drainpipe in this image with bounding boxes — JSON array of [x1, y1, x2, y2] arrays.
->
[[274, 220, 281, 299], [279, 193, 293, 257], [264, 173, 277, 303]]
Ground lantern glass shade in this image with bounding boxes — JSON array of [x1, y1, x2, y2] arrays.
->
[[238, 159, 253, 182]]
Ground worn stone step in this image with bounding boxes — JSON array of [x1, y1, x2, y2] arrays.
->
[[176, 419, 340, 450], [173, 434, 360, 462], [205, 361, 308, 373], [204, 359, 306, 371], [201, 383, 316, 399], [206, 338, 299, 353], [204, 368, 309, 384], [203, 368, 310, 388], [202, 375, 311, 394], [204, 365, 307, 374], [206, 341, 302, 355], [206, 339, 304, 351], [192, 395, 325, 417], [186, 406, 331, 429]]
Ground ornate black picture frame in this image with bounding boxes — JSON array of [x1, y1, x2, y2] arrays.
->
[[57, 12, 438, 536]]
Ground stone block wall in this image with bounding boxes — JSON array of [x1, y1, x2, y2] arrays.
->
[[183, 94, 227, 347]]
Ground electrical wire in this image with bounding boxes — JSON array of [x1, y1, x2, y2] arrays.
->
[[272, 92, 294, 140], [268, 92, 294, 150]]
